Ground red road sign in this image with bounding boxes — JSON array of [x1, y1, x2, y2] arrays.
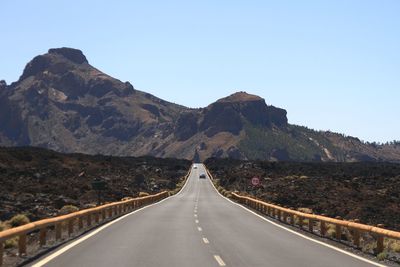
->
[[251, 177, 260, 186]]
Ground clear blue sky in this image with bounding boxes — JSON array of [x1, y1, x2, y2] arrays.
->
[[1, 1, 399, 142]]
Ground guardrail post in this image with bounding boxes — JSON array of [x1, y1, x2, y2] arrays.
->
[[39, 228, 47, 246], [335, 217, 342, 240], [95, 212, 99, 224], [1, 241, 4, 266], [298, 216, 303, 228], [352, 228, 360, 248], [277, 210, 281, 221], [87, 214, 92, 227], [282, 212, 287, 223], [18, 234, 27, 255], [102, 209, 106, 220], [55, 223, 62, 241], [308, 218, 314, 232], [78, 216, 83, 230], [320, 214, 327, 236], [376, 224, 385, 254], [376, 236, 384, 254], [290, 214, 295, 225], [68, 219, 74, 236]]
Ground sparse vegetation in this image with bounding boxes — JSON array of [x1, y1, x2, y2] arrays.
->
[[59, 205, 79, 215], [0, 147, 191, 223], [8, 214, 30, 228], [4, 237, 18, 249], [377, 251, 388, 261], [206, 158, 400, 231]]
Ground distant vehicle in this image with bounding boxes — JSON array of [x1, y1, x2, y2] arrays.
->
[[199, 174, 206, 179], [193, 166, 197, 169]]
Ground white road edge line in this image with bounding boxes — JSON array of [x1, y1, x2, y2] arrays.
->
[[203, 164, 387, 267], [203, 237, 209, 244], [214, 255, 226, 266], [31, 165, 194, 267]]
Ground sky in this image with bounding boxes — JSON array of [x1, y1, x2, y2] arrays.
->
[[1, 0, 399, 143]]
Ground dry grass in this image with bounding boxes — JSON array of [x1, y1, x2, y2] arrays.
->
[[326, 224, 336, 238], [297, 207, 313, 214], [59, 205, 79, 215], [138, 192, 150, 197], [8, 214, 30, 228]]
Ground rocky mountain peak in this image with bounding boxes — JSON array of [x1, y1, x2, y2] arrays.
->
[[0, 80, 6, 90], [217, 91, 263, 103], [198, 92, 288, 138], [48, 47, 88, 64]]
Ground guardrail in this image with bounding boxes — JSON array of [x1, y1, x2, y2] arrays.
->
[[0, 191, 168, 266], [230, 192, 400, 254], [0, 165, 193, 266]]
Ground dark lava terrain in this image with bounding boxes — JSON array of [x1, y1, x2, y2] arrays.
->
[[205, 158, 400, 231], [0, 147, 190, 222]]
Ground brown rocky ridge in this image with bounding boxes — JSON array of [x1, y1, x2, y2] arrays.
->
[[0, 47, 399, 162]]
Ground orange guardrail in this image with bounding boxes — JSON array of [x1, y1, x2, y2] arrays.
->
[[0, 191, 169, 266], [204, 164, 400, 255], [230, 192, 400, 254], [0, 164, 193, 266]]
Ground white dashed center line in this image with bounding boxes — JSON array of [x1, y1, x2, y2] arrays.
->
[[195, 219, 199, 224], [197, 226, 202, 231], [202, 237, 209, 244], [214, 255, 226, 266]]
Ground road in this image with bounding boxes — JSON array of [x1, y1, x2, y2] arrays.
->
[[31, 164, 383, 267]]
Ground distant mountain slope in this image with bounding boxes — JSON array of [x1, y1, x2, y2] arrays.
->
[[1, 47, 399, 162]]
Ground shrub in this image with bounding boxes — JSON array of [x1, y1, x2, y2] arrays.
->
[[0, 221, 6, 231], [297, 207, 313, 214], [9, 214, 30, 228], [377, 251, 387, 261], [390, 240, 400, 252], [139, 192, 149, 197], [326, 224, 336, 238], [4, 237, 18, 249], [59, 205, 79, 215]]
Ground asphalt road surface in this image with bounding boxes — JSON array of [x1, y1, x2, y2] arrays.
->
[[30, 164, 384, 267]]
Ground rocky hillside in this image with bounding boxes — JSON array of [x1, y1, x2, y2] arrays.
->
[[205, 158, 400, 231], [0, 146, 190, 222], [1, 47, 399, 162]]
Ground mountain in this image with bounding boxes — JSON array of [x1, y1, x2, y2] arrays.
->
[[1, 47, 399, 162]]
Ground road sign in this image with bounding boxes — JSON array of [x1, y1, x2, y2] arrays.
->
[[251, 177, 260, 186]]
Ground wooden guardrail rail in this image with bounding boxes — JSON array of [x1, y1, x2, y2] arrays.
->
[[0, 165, 192, 266], [0, 191, 168, 266], [230, 192, 400, 254], [204, 164, 400, 255]]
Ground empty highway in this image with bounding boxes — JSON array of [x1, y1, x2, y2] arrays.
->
[[30, 164, 384, 267]]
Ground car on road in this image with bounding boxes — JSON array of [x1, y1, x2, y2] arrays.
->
[[193, 166, 197, 169], [199, 174, 206, 179]]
